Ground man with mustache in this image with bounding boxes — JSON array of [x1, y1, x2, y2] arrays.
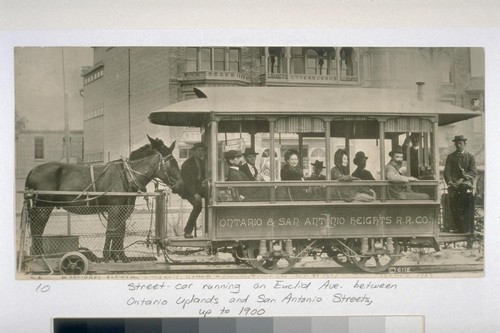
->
[[225, 150, 261, 201], [444, 135, 477, 233], [385, 146, 429, 200]]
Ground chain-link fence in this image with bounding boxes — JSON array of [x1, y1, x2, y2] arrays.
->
[[19, 193, 196, 264]]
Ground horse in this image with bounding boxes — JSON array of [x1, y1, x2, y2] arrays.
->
[[24, 135, 183, 262]]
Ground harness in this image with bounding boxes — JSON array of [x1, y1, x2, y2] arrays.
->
[[27, 152, 177, 206]]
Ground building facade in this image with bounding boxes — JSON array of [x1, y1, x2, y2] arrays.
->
[[81, 47, 484, 176], [15, 130, 83, 211]]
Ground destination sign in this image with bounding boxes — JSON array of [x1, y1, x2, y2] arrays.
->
[[214, 205, 437, 239]]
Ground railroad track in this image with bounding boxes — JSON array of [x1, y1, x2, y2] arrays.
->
[[80, 261, 483, 276]]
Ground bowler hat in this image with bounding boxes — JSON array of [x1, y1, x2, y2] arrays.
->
[[191, 142, 206, 150], [242, 148, 259, 156], [353, 151, 368, 165], [452, 135, 467, 142], [389, 146, 404, 157], [311, 160, 325, 168], [224, 150, 242, 160]]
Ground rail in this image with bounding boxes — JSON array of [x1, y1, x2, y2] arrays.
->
[[19, 190, 165, 197], [213, 180, 439, 204]]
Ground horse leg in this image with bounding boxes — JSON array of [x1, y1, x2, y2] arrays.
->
[[103, 234, 112, 263], [106, 207, 131, 263], [111, 206, 134, 263], [28, 206, 53, 256]]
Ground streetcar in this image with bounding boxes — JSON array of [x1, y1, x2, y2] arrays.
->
[[147, 86, 482, 273], [18, 86, 482, 275]]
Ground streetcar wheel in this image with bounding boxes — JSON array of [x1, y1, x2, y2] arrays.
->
[[325, 245, 353, 267], [349, 239, 400, 273], [246, 241, 297, 274], [59, 252, 89, 275]]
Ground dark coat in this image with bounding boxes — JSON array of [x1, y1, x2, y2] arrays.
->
[[239, 163, 258, 181], [280, 164, 308, 200], [227, 167, 263, 201], [444, 150, 477, 188], [227, 167, 250, 182], [308, 173, 326, 180], [180, 156, 205, 198], [352, 168, 375, 180], [280, 164, 304, 181]]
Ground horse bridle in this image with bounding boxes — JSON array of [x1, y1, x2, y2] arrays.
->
[[156, 153, 177, 189]]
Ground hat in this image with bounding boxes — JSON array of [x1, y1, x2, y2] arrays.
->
[[191, 142, 206, 150], [311, 160, 325, 168], [242, 148, 259, 156], [452, 135, 467, 142], [224, 150, 242, 160], [389, 146, 404, 157], [353, 151, 368, 165]]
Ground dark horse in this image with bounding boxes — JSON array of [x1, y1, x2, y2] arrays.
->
[[24, 135, 183, 262]]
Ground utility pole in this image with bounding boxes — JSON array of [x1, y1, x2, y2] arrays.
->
[[61, 48, 71, 234]]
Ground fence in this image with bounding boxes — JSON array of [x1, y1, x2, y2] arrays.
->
[[18, 191, 195, 266]]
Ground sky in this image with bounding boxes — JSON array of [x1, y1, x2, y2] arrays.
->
[[15, 47, 93, 131]]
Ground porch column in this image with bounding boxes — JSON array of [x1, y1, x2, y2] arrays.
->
[[379, 120, 386, 201], [432, 120, 439, 202], [264, 47, 269, 76], [210, 119, 218, 204], [325, 120, 332, 202], [285, 47, 291, 74], [269, 120, 276, 203]]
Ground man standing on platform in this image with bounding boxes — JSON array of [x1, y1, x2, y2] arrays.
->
[[180, 142, 206, 238], [239, 148, 259, 181], [444, 135, 477, 233]]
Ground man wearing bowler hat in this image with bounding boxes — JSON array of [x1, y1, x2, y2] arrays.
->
[[180, 142, 206, 238], [352, 151, 375, 181], [385, 146, 429, 200], [444, 135, 477, 233], [309, 160, 326, 180], [225, 150, 261, 201], [239, 148, 259, 181]]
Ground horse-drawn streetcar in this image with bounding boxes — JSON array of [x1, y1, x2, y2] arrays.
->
[[18, 87, 482, 275]]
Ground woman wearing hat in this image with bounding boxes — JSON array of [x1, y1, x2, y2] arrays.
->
[[330, 149, 375, 202], [280, 149, 308, 200]]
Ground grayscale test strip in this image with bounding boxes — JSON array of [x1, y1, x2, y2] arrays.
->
[[54, 316, 424, 333]]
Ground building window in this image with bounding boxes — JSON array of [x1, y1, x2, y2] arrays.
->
[[340, 47, 355, 77], [291, 47, 305, 74], [84, 106, 104, 121], [84, 152, 104, 163], [306, 49, 319, 75], [185, 47, 241, 72], [214, 48, 225, 71], [268, 47, 284, 73], [440, 53, 453, 84], [186, 47, 197, 72], [228, 48, 240, 72], [310, 147, 325, 161], [34, 137, 44, 159], [84, 68, 104, 85], [179, 147, 191, 159]]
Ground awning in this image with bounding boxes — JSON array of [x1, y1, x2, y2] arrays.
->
[[148, 86, 481, 127]]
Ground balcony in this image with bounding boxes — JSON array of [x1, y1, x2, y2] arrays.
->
[[260, 73, 358, 87], [178, 71, 250, 87]]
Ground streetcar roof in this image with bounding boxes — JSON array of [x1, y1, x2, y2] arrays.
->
[[148, 87, 480, 127]]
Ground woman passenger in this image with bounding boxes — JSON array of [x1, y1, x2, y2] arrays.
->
[[331, 149, 375, 202], [280, 149, 308, 200]]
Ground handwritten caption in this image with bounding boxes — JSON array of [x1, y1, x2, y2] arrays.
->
[[124, 279, 398, 316]]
